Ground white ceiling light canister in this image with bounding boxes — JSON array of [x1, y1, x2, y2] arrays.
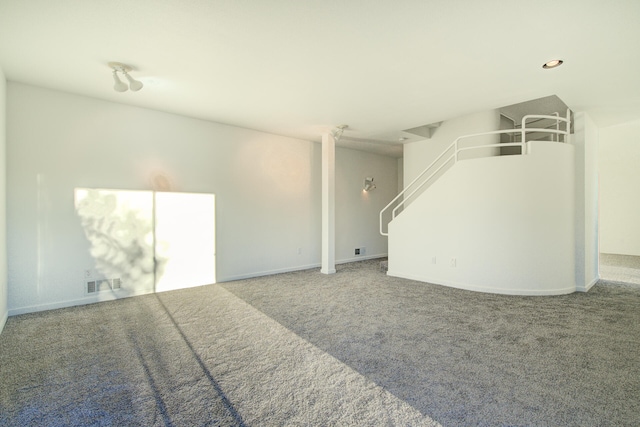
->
[[542, 59, 564, 69], [112, 69, 128, 92], [109, 62, 144, 92]]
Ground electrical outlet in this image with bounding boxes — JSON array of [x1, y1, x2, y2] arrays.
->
[[355, 248, 361, 255], [297, 247, 302, 255], [431, 256, 437, 264], [450, 258, 457, 267]]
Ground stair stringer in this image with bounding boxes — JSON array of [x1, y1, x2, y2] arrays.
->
[[387, 141, 575, 295]]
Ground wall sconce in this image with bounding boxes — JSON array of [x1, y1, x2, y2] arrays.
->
[[363, 177, 376, 192], [109, 62, 144, 92]]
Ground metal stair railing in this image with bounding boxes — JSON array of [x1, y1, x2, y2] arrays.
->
[[379, 109, 570, 236]]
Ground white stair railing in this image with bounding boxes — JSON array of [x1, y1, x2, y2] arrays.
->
[[380, 109, 570, 236]]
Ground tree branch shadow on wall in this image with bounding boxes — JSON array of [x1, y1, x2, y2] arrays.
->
[[75, 188, 167, 293]]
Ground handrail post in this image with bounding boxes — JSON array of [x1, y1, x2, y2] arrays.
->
[[567, 108, 571, 142]]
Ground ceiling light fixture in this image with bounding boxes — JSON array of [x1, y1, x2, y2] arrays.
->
[[332, 124, 349, 142], [112, 70, 128, 92], [123, 70, 144, 91], [542, 59, 563, 69], [109, 62, 144, 92]]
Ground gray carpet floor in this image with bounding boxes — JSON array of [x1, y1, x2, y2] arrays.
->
[[600, 253, 640, 285], [1, 259, 640, 426]]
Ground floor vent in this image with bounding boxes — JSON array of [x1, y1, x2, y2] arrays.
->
[[87, 278, 122, 294]]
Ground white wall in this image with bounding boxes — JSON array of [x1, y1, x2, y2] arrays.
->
[[404, 110, 500, 185], [336, 148, 397, 262], [599, 118, 640, 256], [397, 157, 403, 194], [7, 83, 396, 314], [0, 67, 7, 332], [389, 141, 575, 295], [573, 112, 599, 291]]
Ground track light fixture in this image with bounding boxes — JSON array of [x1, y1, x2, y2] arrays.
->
[[332, 124, 349, 142], [112, 70, 128, 92], [108, 62, 143, 92]]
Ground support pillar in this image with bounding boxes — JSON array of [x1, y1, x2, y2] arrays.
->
[[321, 132, 336, 274]]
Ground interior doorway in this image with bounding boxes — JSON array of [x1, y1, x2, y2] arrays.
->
[[599, 254, 640, 284]]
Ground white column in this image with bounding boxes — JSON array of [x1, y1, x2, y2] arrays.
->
[[321, 132, 336, 274]]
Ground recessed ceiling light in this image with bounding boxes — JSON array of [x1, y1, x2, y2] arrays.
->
[[398, 137, 408, 142], [542, 59, 563, 69]]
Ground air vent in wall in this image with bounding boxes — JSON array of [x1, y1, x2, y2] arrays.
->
[[86, 278, 122, 294]]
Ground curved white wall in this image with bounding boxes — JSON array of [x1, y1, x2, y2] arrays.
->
[[404, 110, 500, 184], [388, 141, 575, 295]]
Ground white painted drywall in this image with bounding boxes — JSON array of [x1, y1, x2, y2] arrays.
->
[[0, 67, 7, 332], [397, 158, 403, 194], [389, 141, 575, 295], [599, 118, 640, 256], [335, 147, 398, 262], [403, 110, 500, 185], [7, 83, 396, 314], [321, 133, 336, 274], [573, 113, 599, 290]]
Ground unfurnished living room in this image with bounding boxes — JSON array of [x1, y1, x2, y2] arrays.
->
[[1, 1, 640, 426]]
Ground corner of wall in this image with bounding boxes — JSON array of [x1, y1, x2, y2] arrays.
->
[[576, 276, 599, 293], [573, 112, 600, 290], [0, 66, 7, 333]]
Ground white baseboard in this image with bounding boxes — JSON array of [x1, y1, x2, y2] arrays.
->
[[10, 256, 390, 315], [0, 310, 8, 334], [220, 256, 387, 283], [337, 253, 387, 265], [576, 276, 599, 293], [219, 263, 322, 283], [387, 270, 576, 296], [8, 288, 154, 316]]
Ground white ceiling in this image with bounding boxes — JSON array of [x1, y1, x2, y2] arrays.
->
[[1, 0, 639, 158]]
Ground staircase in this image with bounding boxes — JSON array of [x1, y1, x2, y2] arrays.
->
[[381, 110, 575, 295], [380, 110, 571, 236]]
